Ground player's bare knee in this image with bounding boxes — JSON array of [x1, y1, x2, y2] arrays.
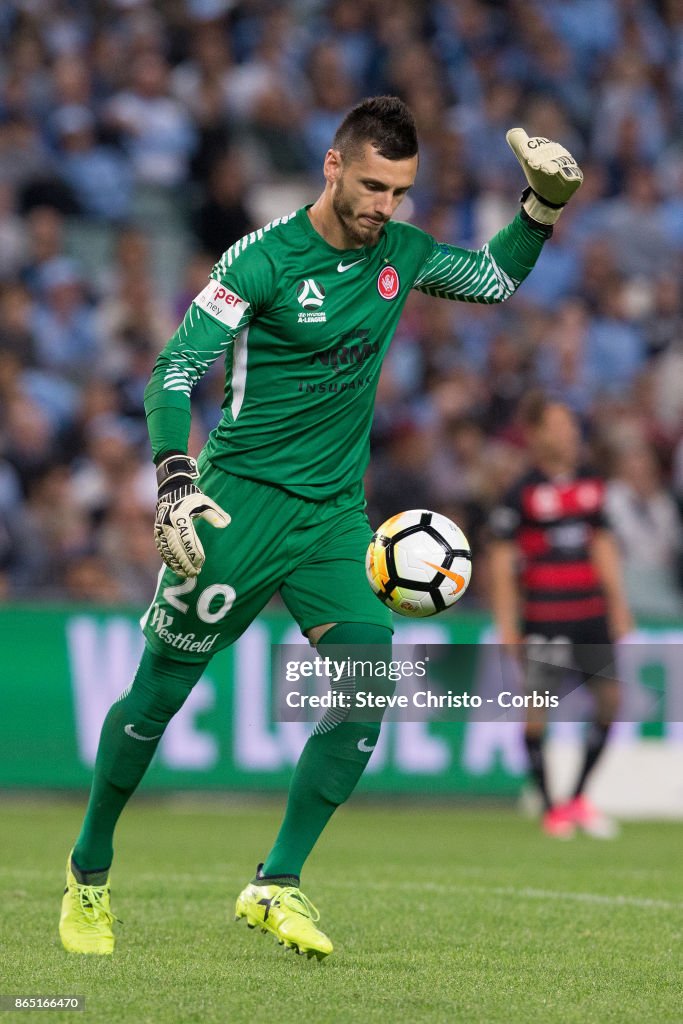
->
[[306, 623, 338, 646], [594, 678, 620, 722], [525, 710, 546, 739]]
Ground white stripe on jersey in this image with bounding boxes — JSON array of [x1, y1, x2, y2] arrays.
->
[[219, 211, 296, 274], [230, 326, 249, 421], [413, 242, 518, 302]]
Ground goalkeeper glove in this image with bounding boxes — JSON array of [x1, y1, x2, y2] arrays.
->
[[154, 452, 230, 578], [506, 128, 583, 226]]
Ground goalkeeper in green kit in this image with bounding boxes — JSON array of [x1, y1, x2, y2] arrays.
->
[[59, 97, 582, 959]]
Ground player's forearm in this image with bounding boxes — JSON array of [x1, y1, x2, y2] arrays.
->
[[590, 531, 622, 598], [491, 582, 521, 641], [143, 392, 192, 460], [143, 305, 237, 460], [143, 346, 197, 460], [489, 544, 521, 641], [143, 343, 193, 460], [487, 211, 551, 283], [590, 530, 634, 634]]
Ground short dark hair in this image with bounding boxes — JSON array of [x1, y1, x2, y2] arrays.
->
[[519, 390, 575, 430], [333, 96, 418, 162]]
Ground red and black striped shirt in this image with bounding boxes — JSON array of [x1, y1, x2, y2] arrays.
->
[[489, 466, 608, 625]]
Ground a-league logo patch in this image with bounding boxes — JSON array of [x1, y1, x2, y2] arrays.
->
[[297, 278, 327, 323], [377, 265, 399, 300], [297, 279, 325, 309]]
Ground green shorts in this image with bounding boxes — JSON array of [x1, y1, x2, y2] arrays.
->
[[141, 460, 392, 662]]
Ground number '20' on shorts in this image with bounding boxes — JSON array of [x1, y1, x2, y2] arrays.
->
[[141, 461, 392, 662]]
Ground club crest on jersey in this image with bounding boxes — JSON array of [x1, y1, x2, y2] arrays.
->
[[530, 484, 561, 520], [377, 265, 399, 300], [576, 481, 601, 510], [297, 278, 327, 323]]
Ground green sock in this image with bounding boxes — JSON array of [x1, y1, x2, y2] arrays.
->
[[262, 622, 392, 879], [73, 646, 206, 870]]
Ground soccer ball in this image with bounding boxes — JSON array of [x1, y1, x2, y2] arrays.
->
[[366, 509, 472, 617]]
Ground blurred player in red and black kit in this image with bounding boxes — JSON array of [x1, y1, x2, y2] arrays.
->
[[488, 393, 633, 838]]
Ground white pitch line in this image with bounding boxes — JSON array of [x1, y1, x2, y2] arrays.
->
[[327, 878, 683, 912], [1, 868, 681, 911]]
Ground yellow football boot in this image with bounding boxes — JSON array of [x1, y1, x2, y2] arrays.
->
[[59, 852, 118, 954], [235, 871, 333, 960]]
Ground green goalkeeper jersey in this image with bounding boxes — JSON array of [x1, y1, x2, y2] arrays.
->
[[144, 206, 548, 499]]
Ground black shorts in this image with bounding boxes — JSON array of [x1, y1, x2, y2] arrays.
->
[[522, 616, 616, 690]]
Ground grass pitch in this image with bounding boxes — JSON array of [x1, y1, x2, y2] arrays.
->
[[1, 798, 681, 1024]]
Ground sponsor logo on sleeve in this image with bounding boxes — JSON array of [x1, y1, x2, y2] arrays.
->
[[193, 282, 249, 328]]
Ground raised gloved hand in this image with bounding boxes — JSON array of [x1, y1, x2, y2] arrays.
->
[[153, 452, 230, 578], [506, 128, 583, 226]]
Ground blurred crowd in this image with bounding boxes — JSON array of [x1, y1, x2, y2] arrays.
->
[[0, 0, 682, 617]]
